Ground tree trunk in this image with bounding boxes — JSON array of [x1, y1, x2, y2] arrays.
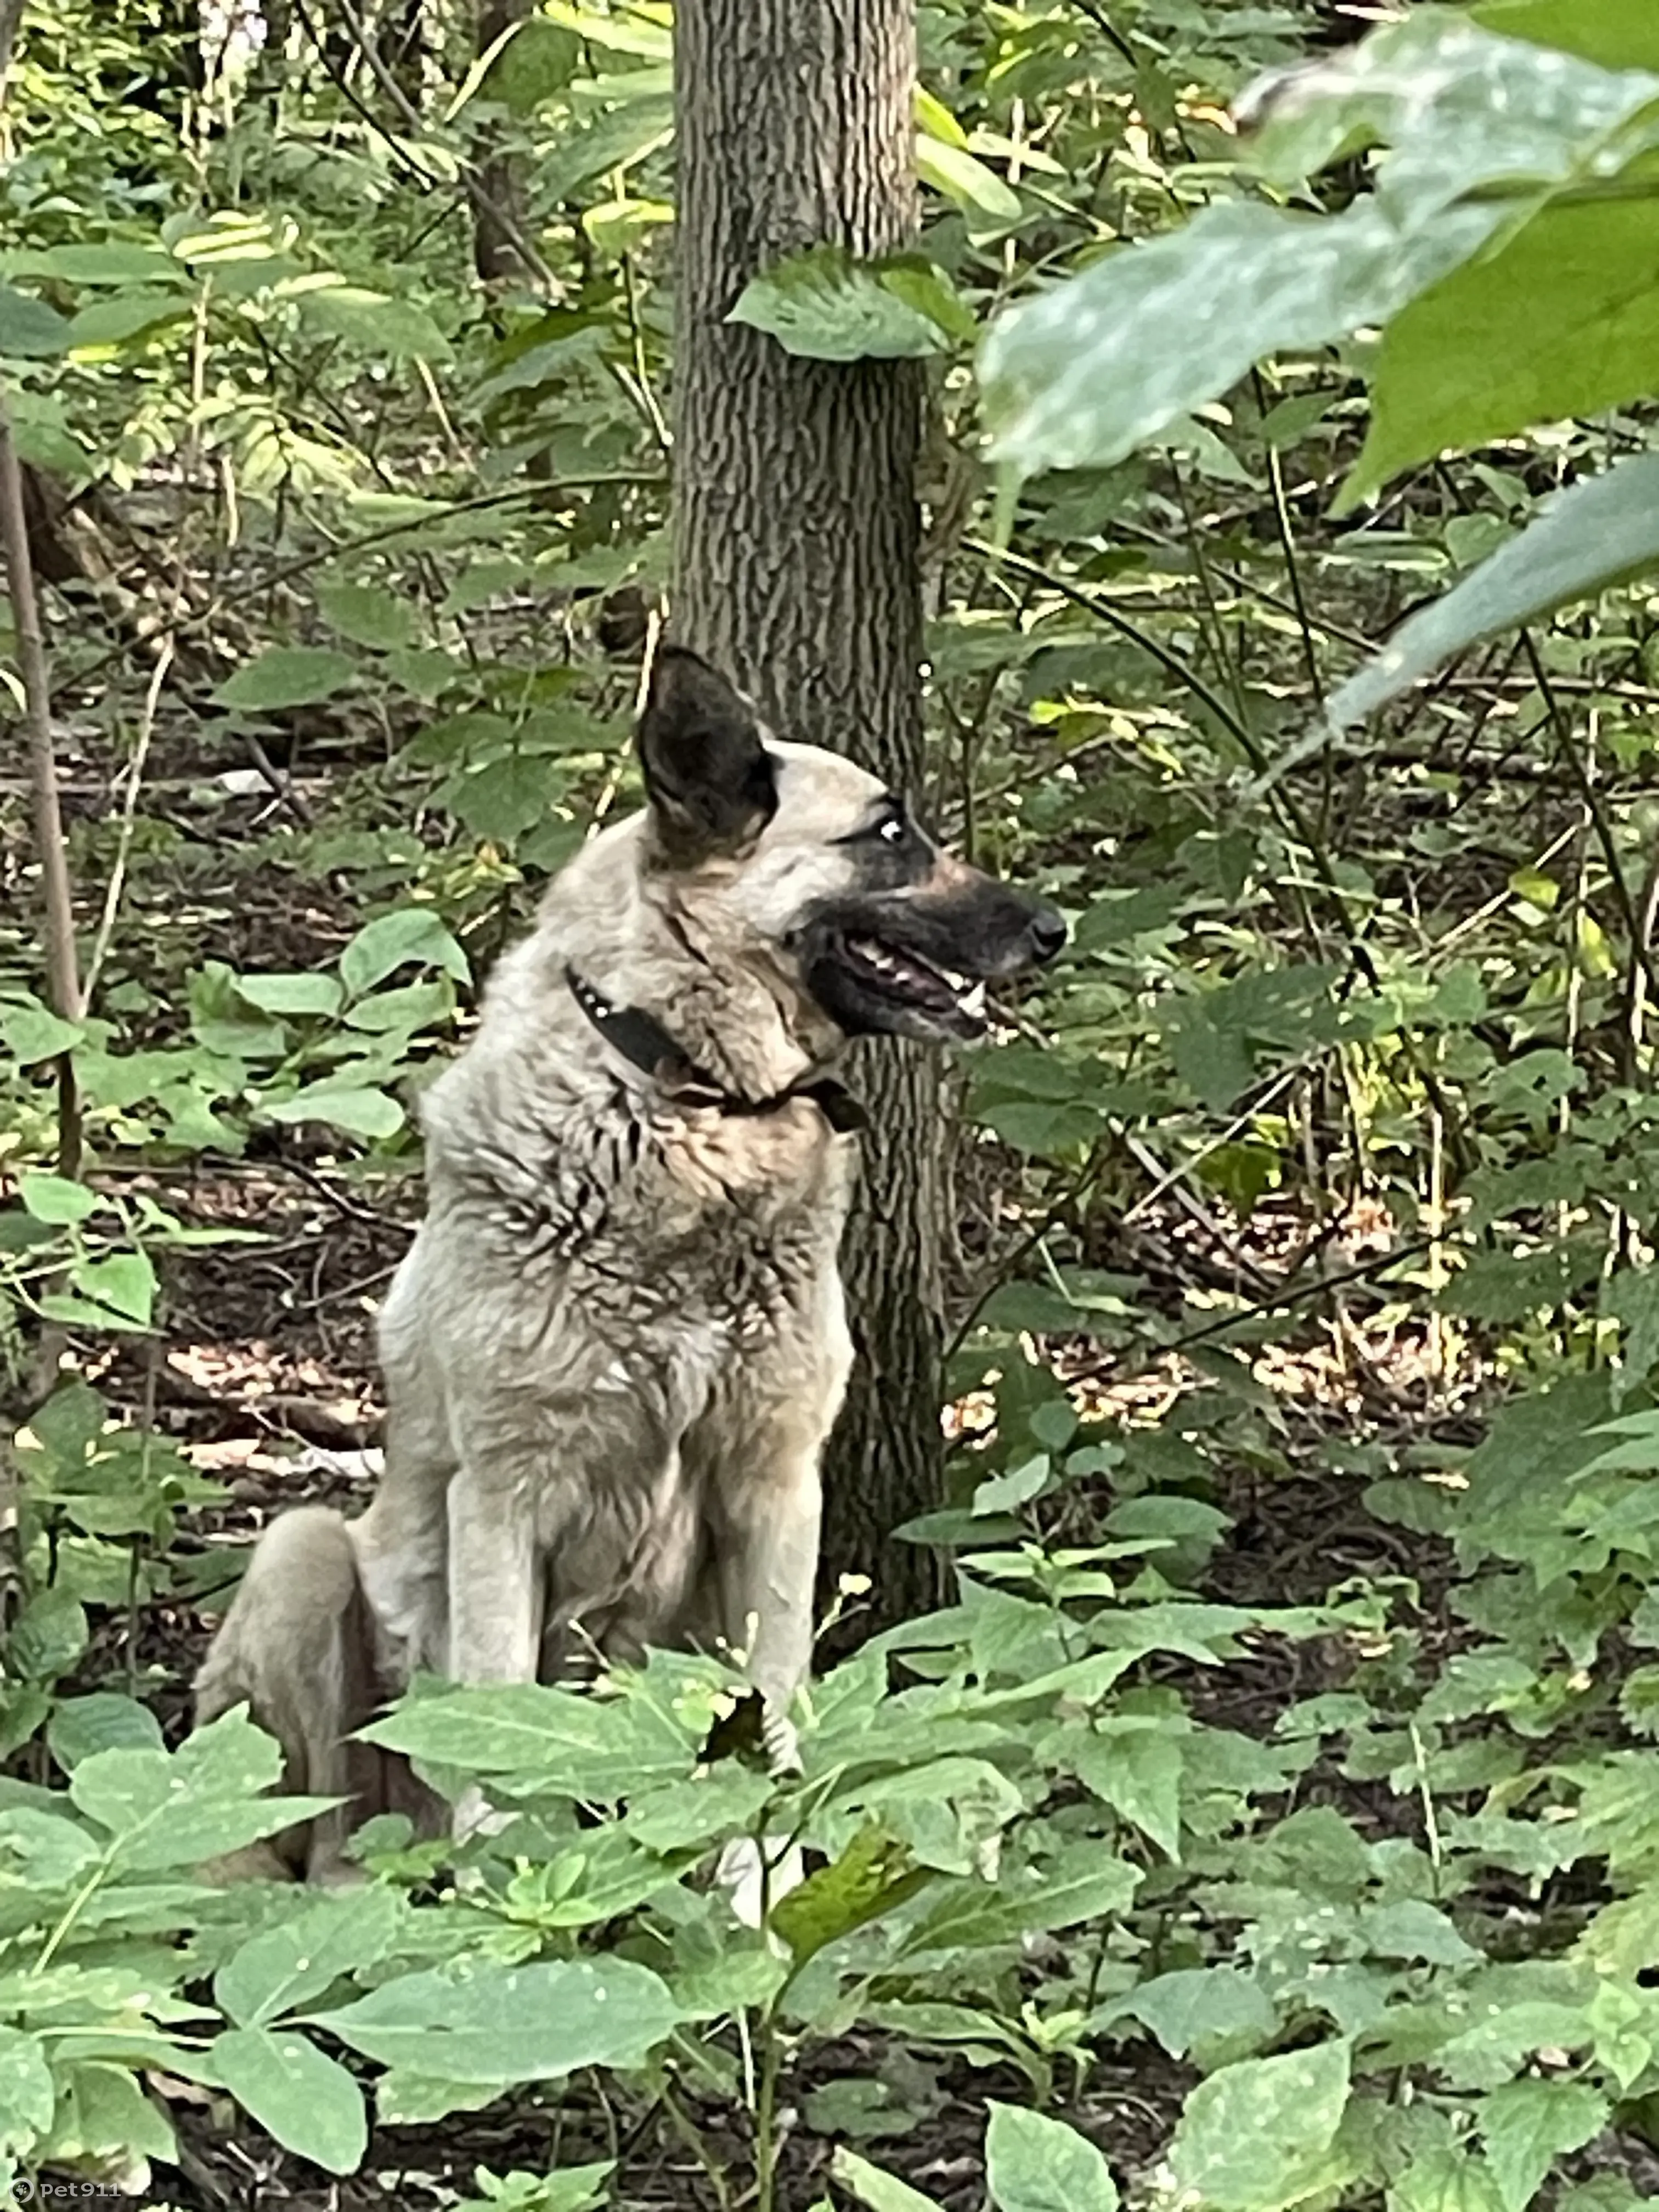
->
[[673, 0, 943, 1620], [472, 0, 528, 282]]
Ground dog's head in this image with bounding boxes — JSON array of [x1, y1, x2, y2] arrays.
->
[[637, 645, 1065, 1043]]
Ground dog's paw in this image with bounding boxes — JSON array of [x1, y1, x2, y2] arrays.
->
[[716, 1832, 806, 1928]]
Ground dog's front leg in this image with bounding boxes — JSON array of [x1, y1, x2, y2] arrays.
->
[[445, 1474, 541, 1847]]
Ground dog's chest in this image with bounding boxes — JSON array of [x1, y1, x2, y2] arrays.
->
[[500, 1097, 853, 1340]]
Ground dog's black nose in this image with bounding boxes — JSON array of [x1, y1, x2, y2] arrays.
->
[[1028, 905, 1068, 964]]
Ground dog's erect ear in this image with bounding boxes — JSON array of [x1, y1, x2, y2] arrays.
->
[[637, 645, 777, 859]]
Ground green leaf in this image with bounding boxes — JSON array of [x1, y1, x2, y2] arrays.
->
[[1101, 1967, 1277, 2060], [8, 1588, 89, 1683], [898, 1854, 1139, 1960], [986, 2103, 1119, 2212], [262, 1083, 405, 1141], [1, 998, 83, 1063], [47, 1694, 164, 1772], [363, 1679, 693, 1796], [67, 290, 189, 349], [830, 2149, 947, 2212], [212, 646, 359, 712], [1348, 198, 1659, 507], [1603, 1267, 1659, 1404], [769, 1824, 931, 1963], [338, 907, 470, 998], [981, 198, 1493, 481], [68, 1250, 156, 1326], [17, 1173, 98, 1224], [1167, 2042, 1352, 2212], [1480, 2080, 1609, 2212], [234, 971, 346, 1019], [1329, 455, 1659, 729], [1072, 1725, 1184, 1859], [315, 578, 419, 653], [479, 14, 581, 111], [1474, 0, 1659, 71], [443, 752, 555, 843], [310, 1957, 680, 2082], [0, 2026, 54, 2150], [300, 286, 453, 363], [212, 2027, 367, 2175], [216, 1887, 404, 2027], [541, 94, 675, 200], [729, 245, 969, 362], [69, 1708, 332, 1871], [917, 133, 1023, 226], [0, 285, 71, 357]]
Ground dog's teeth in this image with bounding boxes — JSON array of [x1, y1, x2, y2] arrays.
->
[[961, 981, 988, 1018]]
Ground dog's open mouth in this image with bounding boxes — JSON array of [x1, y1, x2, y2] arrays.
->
[[838, 933, 989, 1036]]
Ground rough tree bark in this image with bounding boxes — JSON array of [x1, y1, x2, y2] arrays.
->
[[472, 0, 529, 281], [673, 0, 943, 1620]]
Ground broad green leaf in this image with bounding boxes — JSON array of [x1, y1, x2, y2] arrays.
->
[[67, 291, 189, 349], [338, 907, 470, 998], [212, 2027, 367, 2175], [18, 1172, 98, 1224], [0, 1808, 101, 1889], [982, 198, 1494, 481], [69, 1708, 333, 1871], [1389, 2145, 1506, 2212], [898, 1854, 1139, 1960], [1474, 0, 1659, 71], [0, 2026, 54, 2149], [729, 245, 969, 362], [1072, 1724, 1184, 1859], [477, 13, 581, 111], [443, 752, 555, 843], [212, 646, 359, 712], [1604, 1267, 1659, 1404], [47, 1695, 163, 1773], [311, 1957, 680, 2081], [1328, 455, 1659, 729], [41, 2059, 176, 2165], [8, 1588, 89, 1683], [986, 2103, 1119, 2212], [1348, 198, 1659, 507], [68, 1250, 156, 1326], [360, 1680, 693, 1796], [542, 94, 675, 200], [1, 998, 83, 1063], [315, 578, 419, 653], [917, 133, 1023, 225], [1167, 2041, 1352, 2212], [262, 1083, 405, 1141], [1479, 2080, 1609, 2212], [769, 1824, 931, 1963], [1098, 1966, 1277, 2059], [0, 285, 71, 356], [216, 1886, 404, 2028], [234, 971, 345, 1019], [831, 2149, 947, 2212], [300, 286, 453, 363]]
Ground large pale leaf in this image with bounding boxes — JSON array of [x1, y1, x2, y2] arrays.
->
[[730, 245, 970, 361], [830, 2150, 947, 2212], [1479, 2080, 1609, 2212], [360, 1680, 693, 1796], [310, 1957, 680, 2081], [986, 2103, 1119, 2212], [983, 10, 1659, 481], [1328, 454, 1659, 728], [69, 1709, 334, 1872], [0, 285, 71, 357], [215, 1886, 404, 2028], [338, 907, 470, 998], [212, 2028, 367, 2174], [0, 2026, 54, 2149], [1166, 2041, 1352, 2212], [981, 198, 1494, 479]]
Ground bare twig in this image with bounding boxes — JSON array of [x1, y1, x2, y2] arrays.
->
[[0, 395, 82, 1173]]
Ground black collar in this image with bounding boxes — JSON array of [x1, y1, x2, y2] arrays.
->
[[566, 968, 865, 1133]]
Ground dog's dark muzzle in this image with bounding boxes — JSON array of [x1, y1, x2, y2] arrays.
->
[[798, 879, 1066, 1044]]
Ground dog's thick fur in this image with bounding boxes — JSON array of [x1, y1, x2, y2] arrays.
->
[[195, 647, 1062, 1880]]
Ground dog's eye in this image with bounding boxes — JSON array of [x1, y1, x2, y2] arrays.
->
[[878, 816, 906, 846]]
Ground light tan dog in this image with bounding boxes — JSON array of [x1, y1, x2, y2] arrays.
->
[[195, 646, 1064, 1879]]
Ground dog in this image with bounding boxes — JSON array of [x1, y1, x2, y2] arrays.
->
[[194, 644, 1064, 1881]]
